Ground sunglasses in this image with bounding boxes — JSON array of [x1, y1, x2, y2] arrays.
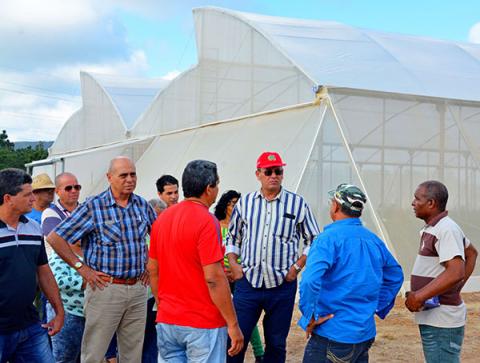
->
[[262, 168, 284, 176], [64, 184, 82, 192]]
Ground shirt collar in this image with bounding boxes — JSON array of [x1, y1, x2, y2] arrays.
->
[[426, 210, 448, 227], [0, 215, 29, 228], [102, 188, 137, 207], [55, 199, 69, 212], [324, 217, 362, 231], [254, 187, 285, 203]]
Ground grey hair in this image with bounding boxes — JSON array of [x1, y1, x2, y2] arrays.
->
[[148, 198, 167, 212], [419, 180, 449, 211], [182, 160, 218, 198]]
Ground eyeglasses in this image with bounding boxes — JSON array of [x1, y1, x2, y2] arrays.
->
[[262, 168, 284, 176], [64, 184, 82, 192]]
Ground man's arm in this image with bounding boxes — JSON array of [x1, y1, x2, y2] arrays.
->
[[225, 205, 244, 281], [203, 262, 244, 357], [463, 243, 478, 286], [147, 258, 159, 306], [37, 264, 64, 336], [376, 248, 404, 319], [287, 202, 320, 282], [405, 256, 465, 312], [48, 231, 108, 290]]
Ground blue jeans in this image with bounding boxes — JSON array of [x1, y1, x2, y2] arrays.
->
[[227, 276, 297, 363], [419, 324, 464, 363], [46, 303, 85, 363], [302, 334, 374, 363], [156, 323, 227, 363], [0, 323, 54, 363]]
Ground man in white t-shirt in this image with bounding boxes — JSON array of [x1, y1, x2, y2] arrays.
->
[[406, 180, 477, 363]]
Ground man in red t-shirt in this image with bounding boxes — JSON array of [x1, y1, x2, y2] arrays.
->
[[148, 160, 243, 362]]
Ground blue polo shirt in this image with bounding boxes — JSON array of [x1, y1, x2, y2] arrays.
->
[[0, 215, 48, 333], [299, 218, 404, 343]]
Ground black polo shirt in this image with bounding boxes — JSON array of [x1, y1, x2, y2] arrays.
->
[[0, 215, 48, 333]]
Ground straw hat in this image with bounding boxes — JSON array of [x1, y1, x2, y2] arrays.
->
[[32, 173, 55, 191]]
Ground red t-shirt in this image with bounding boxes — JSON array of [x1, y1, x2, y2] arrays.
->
[[149, 200, 226, 328]]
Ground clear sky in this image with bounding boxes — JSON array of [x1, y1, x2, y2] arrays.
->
[[1, 0, 479, 141]]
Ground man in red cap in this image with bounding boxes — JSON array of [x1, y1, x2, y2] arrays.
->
[[225, 151, 320, 363]]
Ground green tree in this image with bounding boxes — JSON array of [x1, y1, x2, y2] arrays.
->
[[0, 130, 49, 170]]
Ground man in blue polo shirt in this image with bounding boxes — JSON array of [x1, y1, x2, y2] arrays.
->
[[0, 168, 64, 363], [299, 184, 404, 363]]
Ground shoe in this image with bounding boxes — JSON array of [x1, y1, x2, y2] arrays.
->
[[255, 356, 264, 363]]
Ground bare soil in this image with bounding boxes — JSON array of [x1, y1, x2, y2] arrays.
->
[[244, 292, 480, 362]]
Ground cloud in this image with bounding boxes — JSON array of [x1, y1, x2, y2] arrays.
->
[[0, 0, 98, 29], [469, 22, 480, 43]]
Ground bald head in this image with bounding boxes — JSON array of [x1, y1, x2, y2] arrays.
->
[[107, 156, 137, 198], [55, 172, 77, 187]]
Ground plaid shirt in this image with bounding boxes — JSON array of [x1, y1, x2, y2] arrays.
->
[[54, 188, 156, 279]]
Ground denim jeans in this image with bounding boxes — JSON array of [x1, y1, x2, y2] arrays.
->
[[302, 334, 374, 363], [46, 303, 85, 363], [227, 277, 297, 363], [419, 324, 464, 363], [0, 323, 54, 363], [156, 323, 227, 363]]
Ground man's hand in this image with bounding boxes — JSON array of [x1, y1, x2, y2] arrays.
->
[[42, 311, 64, 336], [139, 270, 150, 286], [405, 291, 424, 312], [77, 265, 109, 290], [227, 323, 244, 357], [229, 261, 244, 281], [225, 268, 234, 283], [285, 264, 299, 282], [305, 314, 334, 339]]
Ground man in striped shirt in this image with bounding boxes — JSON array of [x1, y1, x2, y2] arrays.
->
[[407, 180, 478, 363], [0, 168, 64, 363], [47, 156, 157, 363], [226, 151, 320, 363]]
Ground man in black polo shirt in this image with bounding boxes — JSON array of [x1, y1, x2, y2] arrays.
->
[[0, 168, 64, 363]]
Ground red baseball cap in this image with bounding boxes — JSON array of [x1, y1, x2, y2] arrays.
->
[[256, 152, 286, 169]]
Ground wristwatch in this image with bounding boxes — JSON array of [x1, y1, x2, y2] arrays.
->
[[293, 263, 302, 273], [73, 261, 84, 270]]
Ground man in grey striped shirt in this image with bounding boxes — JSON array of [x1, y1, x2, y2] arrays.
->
[[226, 151, 320, 363]]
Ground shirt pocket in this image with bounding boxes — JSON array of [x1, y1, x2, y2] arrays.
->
[[97, 220, 122, 246], [274, 216, 297, 241]]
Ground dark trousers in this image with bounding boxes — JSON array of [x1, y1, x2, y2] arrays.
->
[[227, 276, 296, 363], [142, 297, 158, 363], [303, 334, 375, 363]]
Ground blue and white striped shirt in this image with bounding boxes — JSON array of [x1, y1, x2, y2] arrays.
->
[[54, 188, 156, 279], [225, 188, 320, 288]]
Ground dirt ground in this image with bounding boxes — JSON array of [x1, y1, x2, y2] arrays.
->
[[244, 292, 480, 362]]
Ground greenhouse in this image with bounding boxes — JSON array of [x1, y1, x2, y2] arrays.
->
[[28, 7, 480, 289]]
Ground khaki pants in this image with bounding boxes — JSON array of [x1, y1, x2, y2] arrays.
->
[[81, 282, 147, 363]]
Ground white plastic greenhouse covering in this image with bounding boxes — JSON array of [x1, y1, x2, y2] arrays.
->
[[28, 7, 480, 290], [50, 72, 167, 155]]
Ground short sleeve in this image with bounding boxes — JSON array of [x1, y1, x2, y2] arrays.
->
[[54, 202, 94, 244], [197, 215, 224, 266], [41, 210, 62, 237], [37, 240, 49, 266], [436, 227, 465, 264]]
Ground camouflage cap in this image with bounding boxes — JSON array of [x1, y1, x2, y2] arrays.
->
[[328, 183, 367, 212]]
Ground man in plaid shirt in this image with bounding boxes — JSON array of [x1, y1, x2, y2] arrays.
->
[[47, 156, 156, 363]]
